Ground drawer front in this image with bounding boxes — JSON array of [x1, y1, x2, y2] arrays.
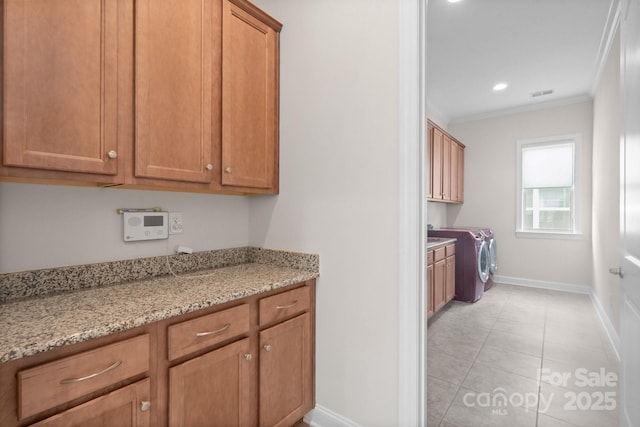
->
[[168, 304, 250, 361], [434, 247, 446, 262], [259, 285, 311, 326], [427, 250, 434, 265], [18, 334, 150, 420], [445, 244, 456, 257]]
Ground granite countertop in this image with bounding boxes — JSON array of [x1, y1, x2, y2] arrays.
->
[[427, 237, 457, 249], [0, 247, 319, 363]]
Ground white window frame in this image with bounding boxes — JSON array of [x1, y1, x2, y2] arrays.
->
[[515, 134, 582, 239]]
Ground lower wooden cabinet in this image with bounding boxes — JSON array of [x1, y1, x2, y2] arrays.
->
[[0, 280, 315, 427], [169, 338, 252, 427], [427, 262, 434, 318], [30, 379, 151, 427], [445, 247, 456, 302], [427, 244, 456, 318], [259, 314, 313, 427]]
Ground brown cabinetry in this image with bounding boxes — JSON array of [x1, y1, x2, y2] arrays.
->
[[134, 0, 218, 185], [1, 0, 281, 195], [30, 379, 151, 427], [427, 249, 434, 317], [0, 281, 314, 427], [2, 0, 128, 182], [427, 243, 456, 318], [0, 329, 154, 427], [221, 0, 281, 191], [258, 285, 314, 426], [168, 338, 252, 426], [445, 244, 456, 302], [427, 120, 464, 204]]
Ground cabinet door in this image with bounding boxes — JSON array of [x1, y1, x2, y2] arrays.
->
[[456, 143, 465, 203], [449, 140, 459, 202], [433, 259, 446, 311], [30, 379, 150, 427], [222, 0, 281, 190], [427, 123, 434, 199], [427, 263, 434, 318], [3, 0, 124, 175], [260, 313, 313, 427], [431, 127, 444, 200], [445, 255, 456, 302], [442, 135, 452, 201], [169, 338, 252, 427], [135, 0, 217, 183]]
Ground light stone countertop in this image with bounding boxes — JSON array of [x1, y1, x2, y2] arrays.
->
[[427, 237, 457, 250], [0, 248, 319, 363]]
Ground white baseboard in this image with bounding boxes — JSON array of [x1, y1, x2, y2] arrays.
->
[[304, 405, 361, 427], [590, 291, 621, 360], [493, 275, 591, 294], [493, 275, 621, 360]]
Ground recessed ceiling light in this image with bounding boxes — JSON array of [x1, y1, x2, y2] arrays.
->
[[493, 83, 508, 91], [448, 0, 463, 3]]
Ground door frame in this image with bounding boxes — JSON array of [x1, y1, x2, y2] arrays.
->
[[398, 0, 428, 425]]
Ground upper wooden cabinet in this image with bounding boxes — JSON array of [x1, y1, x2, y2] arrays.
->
[[2, 0, 127, 180], [427, 120, 464, 204], [1, 0, 281, 195], [134, 0, 218, 185], [221, 0, 281, 191]]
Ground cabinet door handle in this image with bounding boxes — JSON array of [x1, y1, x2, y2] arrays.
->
[[107, 150, 118, 159], [263, 344, 272, 352], [60, 360, 122, 384], [244, 353, 253, 361], [195, 323, 230, 337], [140, 401, 151, 412], [276, 300, 298, 310], [225, 167, 232, 173], [205, 163, 213, 171]]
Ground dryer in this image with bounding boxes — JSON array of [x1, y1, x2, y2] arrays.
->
[[428, 228, 490, 302], [434, 227, 497, 290]]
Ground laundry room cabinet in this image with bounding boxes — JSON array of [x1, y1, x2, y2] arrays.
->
[[1, 0, 282, 195], [427, 243, 456, 318], [427, 120, 465, 203]]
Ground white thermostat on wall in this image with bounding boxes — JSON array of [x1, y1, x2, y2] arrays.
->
[[123, 212, 169, 242]]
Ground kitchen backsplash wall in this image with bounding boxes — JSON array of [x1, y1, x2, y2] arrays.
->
[[0, 182, 251, 273]]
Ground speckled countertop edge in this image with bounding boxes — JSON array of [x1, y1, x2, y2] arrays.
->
[[427, 237, 457, 250], [0, 248, 319, 363]]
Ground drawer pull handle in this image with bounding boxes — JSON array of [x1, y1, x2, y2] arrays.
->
[[60, 360, 122, 384], [140, 401, 151, 412], [264, 344, 272, 352], [195, 323, 230, 337], [276, 300, 298, 310]]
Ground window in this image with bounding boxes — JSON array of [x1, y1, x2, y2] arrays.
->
[[516, 134, 581, 237]]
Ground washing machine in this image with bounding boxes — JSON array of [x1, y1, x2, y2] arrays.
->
[[428, 228, 490, 302], [434, 227, 497, 290]]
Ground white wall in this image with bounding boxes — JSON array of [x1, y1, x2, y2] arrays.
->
[[0, 182, 250, 272], [448, 102, 594, 287], [592, 30, 621, 333], [248, 0, 400, 425]]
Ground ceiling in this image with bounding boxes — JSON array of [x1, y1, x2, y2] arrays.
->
[[426, 0, 619, 124]]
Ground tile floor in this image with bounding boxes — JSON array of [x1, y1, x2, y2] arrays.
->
[[427, 283, 620, 427]]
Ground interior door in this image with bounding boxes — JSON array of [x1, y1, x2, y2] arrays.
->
[[620, 1, 640, 425]]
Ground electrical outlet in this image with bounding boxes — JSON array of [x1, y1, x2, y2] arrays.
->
[[169, 212, 183, 234]]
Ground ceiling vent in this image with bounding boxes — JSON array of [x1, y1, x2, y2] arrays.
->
[[531, 89, 554, 98]]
